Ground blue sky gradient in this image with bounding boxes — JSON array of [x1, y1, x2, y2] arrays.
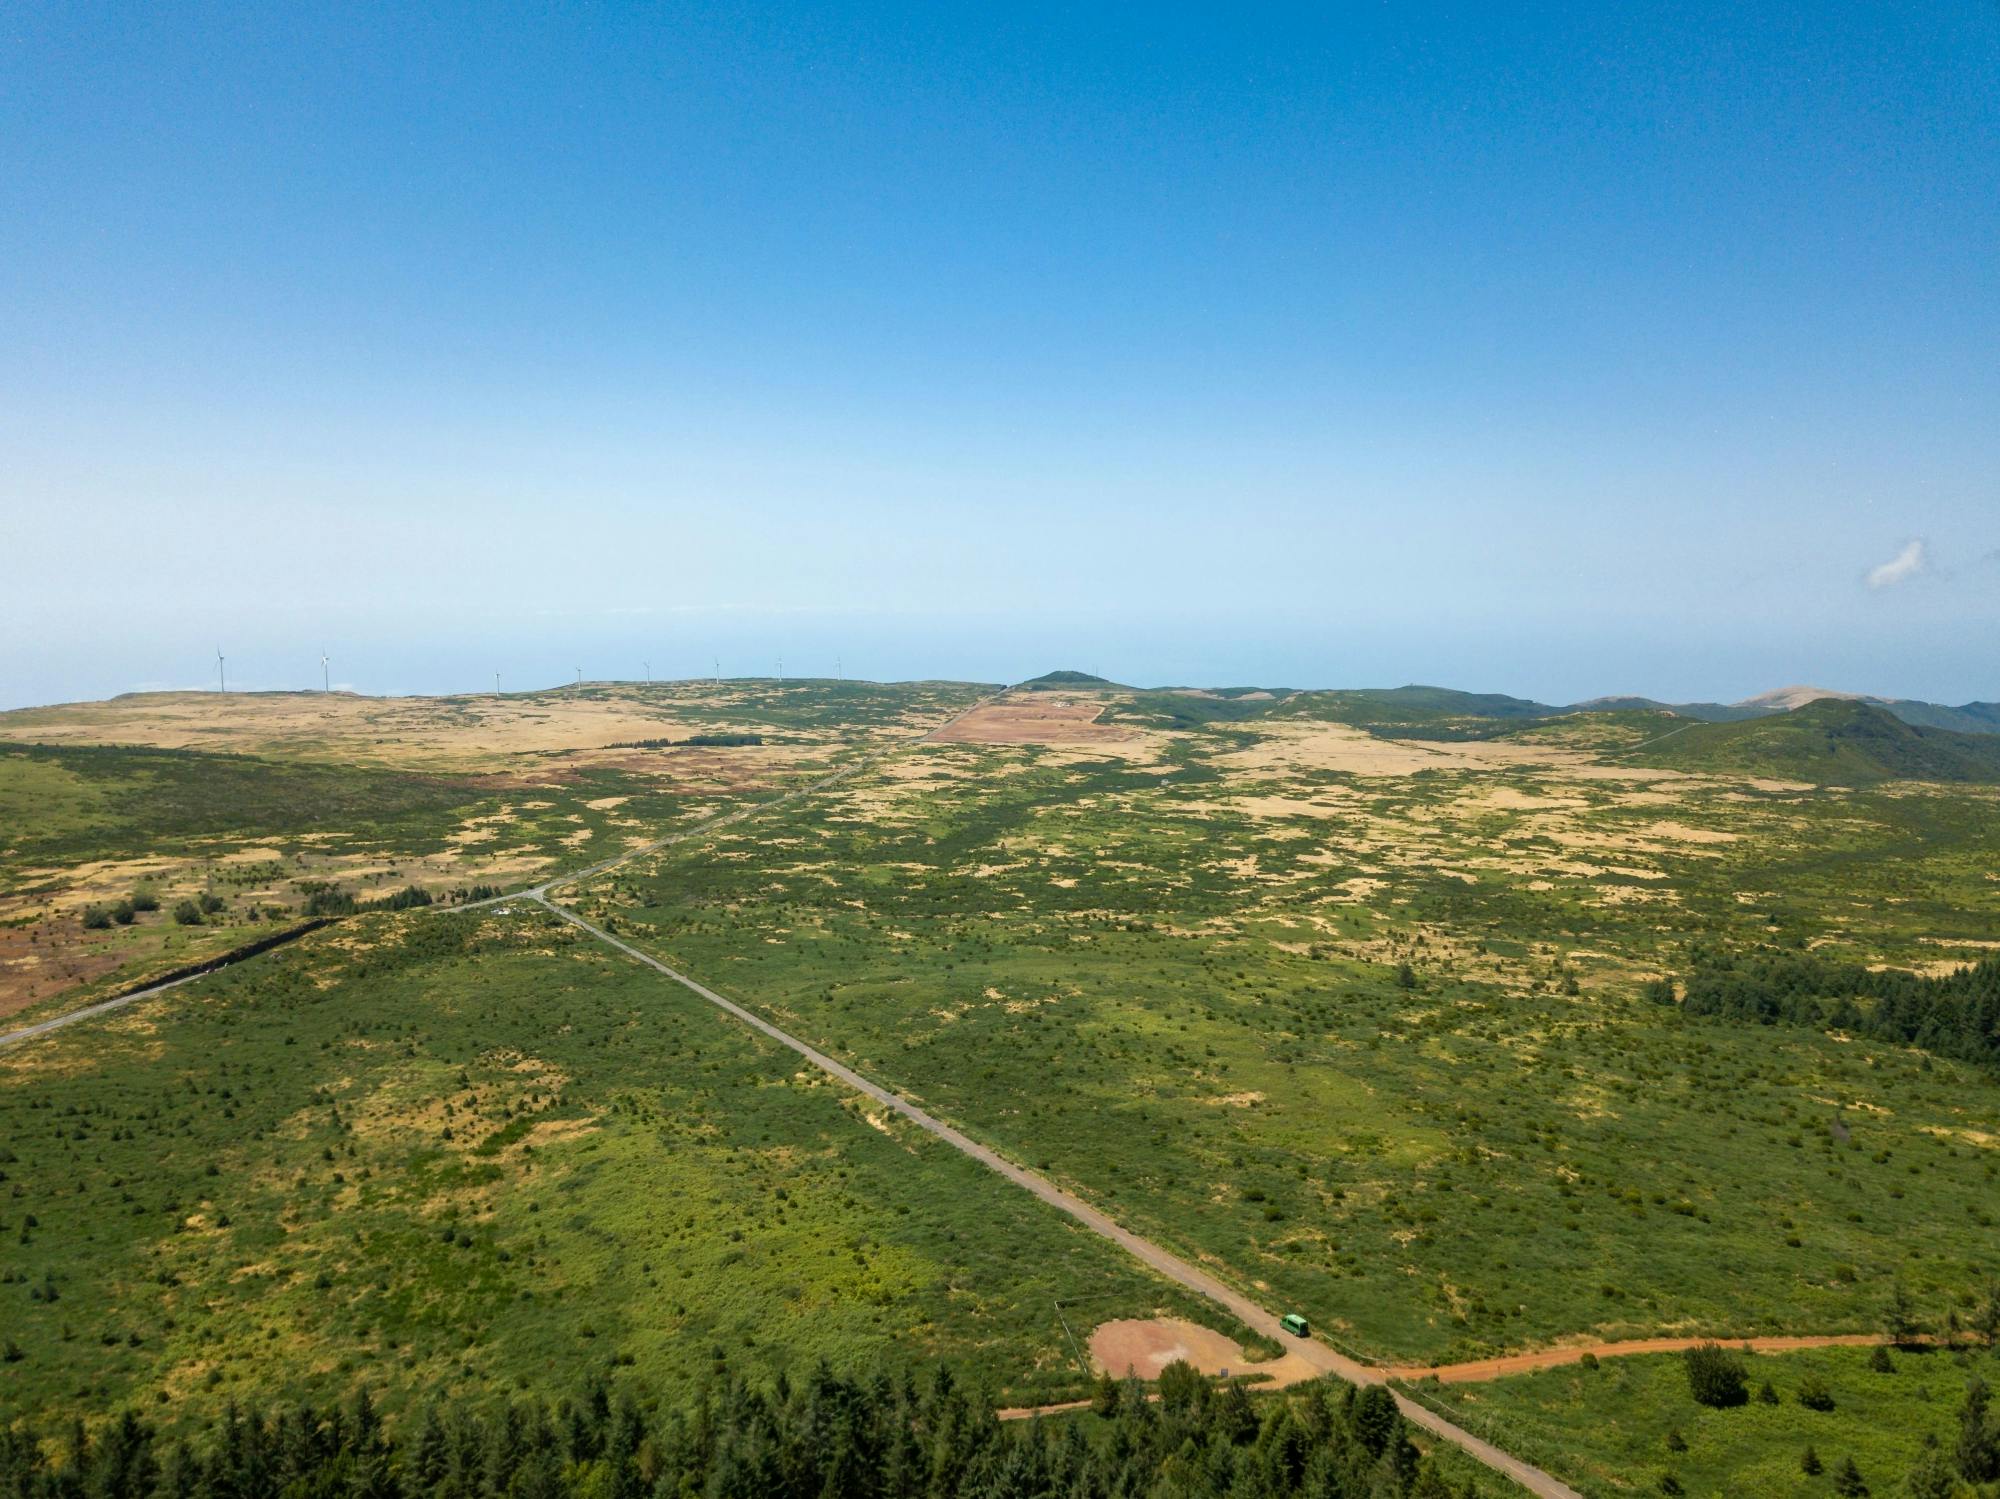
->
[[4, 3, 1997, 706]]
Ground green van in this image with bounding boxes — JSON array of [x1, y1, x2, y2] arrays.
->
[[1279, 1313, 1309, 1337]]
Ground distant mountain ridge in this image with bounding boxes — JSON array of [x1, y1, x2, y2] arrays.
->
[[1420, 682, 2000, 736], [1103, 678, 2000, 743]]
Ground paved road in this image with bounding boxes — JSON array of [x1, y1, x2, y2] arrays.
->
[[535, 892, 1582, 1499], [0, 965, 218, 1050]]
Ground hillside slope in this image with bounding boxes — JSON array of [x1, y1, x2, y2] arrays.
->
[[1626, 699, 2000, 783]]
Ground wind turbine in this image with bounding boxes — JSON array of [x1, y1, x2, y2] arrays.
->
[[494, 671, 501, 696], [575, 667, 582, 689], [777, 656, 784, 683], [835, 654, 843, 682], [320, 650, 330, 693], [643, 660, 651, 684], [216, 648, 226, 694], [713, 656, 720, 685]]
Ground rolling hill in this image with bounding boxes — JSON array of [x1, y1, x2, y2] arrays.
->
[[1623, 698, 2000, 783]]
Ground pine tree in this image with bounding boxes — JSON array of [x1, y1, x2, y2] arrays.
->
[[1959, 1376, 2000, 1483], [1090, 1370, 1121, 1418], [1902, 1446, 1959, 1499]]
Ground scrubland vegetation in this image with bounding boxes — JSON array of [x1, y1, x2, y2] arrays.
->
[[0, 681, 985, 1024], [1404, 1342, 2000, 1497], [6, 678, 1999, 1494], [577, 722, 2000, 1366], [0, 908, 1213, 1425]]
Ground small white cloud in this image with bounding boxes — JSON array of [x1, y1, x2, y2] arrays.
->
[[1866, 539, 1928, 590]]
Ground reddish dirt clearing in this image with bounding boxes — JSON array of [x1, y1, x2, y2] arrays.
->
[[928, 698, 1135, 747], [1088, 1317, 1322, 1387]]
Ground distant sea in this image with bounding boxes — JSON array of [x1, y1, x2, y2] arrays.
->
[[1, 610, 1984, 714]]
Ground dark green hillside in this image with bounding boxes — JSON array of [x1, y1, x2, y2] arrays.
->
[[1628, 699, 2000, 783], [1879, 698, 2000, 735], [1268, 685, 1560, 739], [1575, 696, 1768, 722], [1020, 669, 1117, 689]]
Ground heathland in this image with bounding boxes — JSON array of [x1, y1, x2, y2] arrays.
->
[[5, 674, 1999, 1496], [0, 680, 985, 1025]]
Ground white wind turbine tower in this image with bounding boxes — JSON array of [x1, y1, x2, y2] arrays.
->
[[643, 660, 651, 684], [216, 648, 226, 694], [321, 650, 330, 693]]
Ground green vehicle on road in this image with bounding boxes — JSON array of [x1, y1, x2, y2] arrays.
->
[[1279, 1313, 1309, 1338]]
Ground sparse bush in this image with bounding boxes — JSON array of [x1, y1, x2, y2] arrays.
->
[[1684, 1341, 1748, 1408], [172, 900, 203, 926]]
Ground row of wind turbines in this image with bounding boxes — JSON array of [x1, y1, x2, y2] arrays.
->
[[208, 650, 843, 695]]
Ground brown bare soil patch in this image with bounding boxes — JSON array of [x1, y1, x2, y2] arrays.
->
[[1088, 1317, 1320, 1387], [931, 698, 1136, 748], [0, 918, 126, 1018]]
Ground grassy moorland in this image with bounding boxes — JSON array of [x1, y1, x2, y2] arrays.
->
[[7, 678, 1999, 1496], [572, 696, 2000, 1366], [1401, 1342, 2000, 1497], [0, 679, 985, 1025], [0, 906, 1223, 1429]]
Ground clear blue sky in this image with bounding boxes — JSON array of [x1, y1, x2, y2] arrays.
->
[[4, 2, 1997, 707]]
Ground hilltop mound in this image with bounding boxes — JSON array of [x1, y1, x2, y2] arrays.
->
[[1019, 670, 1115, 690], [1735, 684, 1870, 712], [1629, 699, 2000, 783], [1726, 686, 2000, 736]]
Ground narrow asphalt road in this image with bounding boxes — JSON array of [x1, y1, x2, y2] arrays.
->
[[535, 892, 1583, 1499], [0, 965, 218, 1049]]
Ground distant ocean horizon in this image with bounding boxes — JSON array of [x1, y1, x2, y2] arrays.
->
[[3, 609, 1989, 716]]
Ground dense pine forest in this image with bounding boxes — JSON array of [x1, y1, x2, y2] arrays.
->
[[1670, 953, 2000, 1070], [0, 1363, 1483, 1499]]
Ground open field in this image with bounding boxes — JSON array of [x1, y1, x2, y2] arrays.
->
[[572, 690, 2000, 1368], [0, 680, 987, 1024], [1401, 1342, 2000, 1497], [0, 905, 1234, 1427]]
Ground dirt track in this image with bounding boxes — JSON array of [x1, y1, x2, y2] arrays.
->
[[1384, 1331, 1910, 1385]]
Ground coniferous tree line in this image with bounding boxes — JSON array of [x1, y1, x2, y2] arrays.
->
[[0, 1362, 1484, 1499], [1666, 951, 2000, 1070]]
